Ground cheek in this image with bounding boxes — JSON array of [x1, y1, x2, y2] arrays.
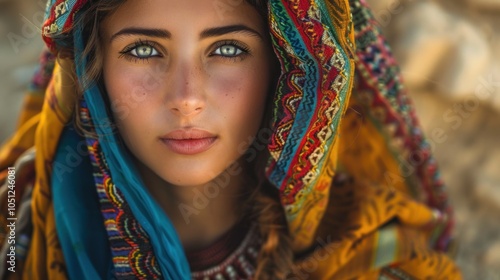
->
[[102, 61, 170, 151], [103, 61, 166, 124], [207, 62, 269, 112], [207, 63, 270, 143]]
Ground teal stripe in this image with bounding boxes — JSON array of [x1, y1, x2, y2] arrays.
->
[[268, 0, 353, 195], [268, 0, 319, 187], [373, 224, 398, 268]]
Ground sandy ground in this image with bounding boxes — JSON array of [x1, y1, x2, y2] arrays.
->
[[1, 1, 499, 279]]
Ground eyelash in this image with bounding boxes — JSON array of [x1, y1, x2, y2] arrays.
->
[[210, 40, 251, 61], [119, 39, 163, 63], [118, 39, 251, 63]]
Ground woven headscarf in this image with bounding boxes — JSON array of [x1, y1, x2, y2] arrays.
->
[[0, 0, 458, 279]]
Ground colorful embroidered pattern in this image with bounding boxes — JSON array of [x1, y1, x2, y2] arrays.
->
[[80, 102, 162, 278], [266, 0, 355, 249], [190, 225, 262, 280], [42, 0, 89, 51]]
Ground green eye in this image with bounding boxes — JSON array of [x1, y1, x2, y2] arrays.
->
[[214, 44, 243, 57], [130, 45, 159, 58]]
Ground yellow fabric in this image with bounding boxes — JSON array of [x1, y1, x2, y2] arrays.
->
[[339, 98, 413, 197], [27, 60, 76, 280], [294, 179, 461, 279], [0, 96, 42, 172], [283, 95, 461, 278], [0, 61, 76, 279]]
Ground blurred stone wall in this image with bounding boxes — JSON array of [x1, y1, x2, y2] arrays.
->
[[367, 0, 500, 108], [366, 0, 500, 278], [0, 0, 45, 142]]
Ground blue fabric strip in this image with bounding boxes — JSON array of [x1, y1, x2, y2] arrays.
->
[[52, 126, 112, 280], [373, 223, 398, 269]]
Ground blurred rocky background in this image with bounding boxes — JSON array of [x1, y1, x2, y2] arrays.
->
[[366, 0, 500, 278], [1, 0, 45, 141], [1, 0, 499, 278]]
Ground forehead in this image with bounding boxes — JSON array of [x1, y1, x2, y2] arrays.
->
[[102, 0, 266, 37]]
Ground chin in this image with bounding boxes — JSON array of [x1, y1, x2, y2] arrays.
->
[[165, 178, 213, 188], [159, 169, 222, 188]]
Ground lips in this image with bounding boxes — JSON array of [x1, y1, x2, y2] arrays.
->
[[160, 129, 217, 155]]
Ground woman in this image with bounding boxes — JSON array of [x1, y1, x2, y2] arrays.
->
[[0, 0, 460, 279]]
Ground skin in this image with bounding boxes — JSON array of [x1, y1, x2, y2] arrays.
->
[[101, 0, 273, 251]]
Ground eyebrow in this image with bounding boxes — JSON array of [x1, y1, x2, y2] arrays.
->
[[110, 28, 171, 42], [110, 24, 262, 42], [200, 24, 263, 40]]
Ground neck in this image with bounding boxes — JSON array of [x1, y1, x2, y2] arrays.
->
[[137, 160, 252, 252]]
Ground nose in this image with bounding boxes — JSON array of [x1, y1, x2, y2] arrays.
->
[[166, 61, 205, 117]]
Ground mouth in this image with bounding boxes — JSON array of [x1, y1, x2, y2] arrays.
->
[[160, 129, 217, 155]]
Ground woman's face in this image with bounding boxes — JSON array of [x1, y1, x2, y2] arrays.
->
[[101, 0, 273, 187]]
